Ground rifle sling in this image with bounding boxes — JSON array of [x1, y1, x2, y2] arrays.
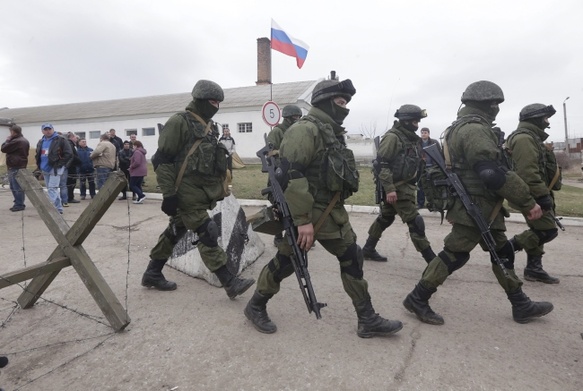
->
[[313, 191, 341, 235], [174, 112, 212, 191], [548, 163, 560, 191]]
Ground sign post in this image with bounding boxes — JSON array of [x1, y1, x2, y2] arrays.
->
[[262, 101, 281, 127]]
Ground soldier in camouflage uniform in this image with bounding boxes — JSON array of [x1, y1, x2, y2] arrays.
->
[[244, 78, 403, 338], [403, 81, 553, 325], [363, 105, 437, 263], [141, 80, 255, 298], [506, 104, 561, 284], [267, 104, 303, 247]]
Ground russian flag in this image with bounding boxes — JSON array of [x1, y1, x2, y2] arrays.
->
[[270, 19, 309, 69]]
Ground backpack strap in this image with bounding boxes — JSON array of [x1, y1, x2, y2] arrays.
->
[[174, 112, 212, 191]]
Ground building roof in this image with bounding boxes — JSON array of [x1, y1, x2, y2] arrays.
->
[[0, 80, 319, 124]]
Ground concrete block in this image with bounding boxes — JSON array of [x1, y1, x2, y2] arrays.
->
[[167, 195, 265, 286]]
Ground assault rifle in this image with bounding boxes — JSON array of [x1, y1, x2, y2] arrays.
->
[[424, 143, 509, 277], [256, 140, 327, 319], [372, 136, 386, 205]]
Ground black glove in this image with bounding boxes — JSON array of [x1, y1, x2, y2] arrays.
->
[[535, 194, 553, 211], [161, 195, 179, 216]]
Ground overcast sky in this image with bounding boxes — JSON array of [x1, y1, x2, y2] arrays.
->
[[1, 0, 582, 144]]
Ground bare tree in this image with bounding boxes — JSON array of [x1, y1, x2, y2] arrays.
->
[[359, 121, 380, 142]]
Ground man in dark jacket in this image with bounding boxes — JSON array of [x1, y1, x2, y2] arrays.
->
[[35, 123, 73, 214], [117, 140, 134, 200], [1, 124, 30, 211], [65, 132, 81, 204], [76, 138, 96, 199], [416, 127, 440, 209]]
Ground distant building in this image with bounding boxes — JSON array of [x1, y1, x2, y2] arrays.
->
[[0, 38, 318, 160]]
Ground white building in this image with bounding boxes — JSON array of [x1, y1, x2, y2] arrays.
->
[[0, 38, 321, 160]]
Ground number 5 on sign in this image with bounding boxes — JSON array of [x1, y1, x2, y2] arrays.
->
[[262, 101, 281, 127]]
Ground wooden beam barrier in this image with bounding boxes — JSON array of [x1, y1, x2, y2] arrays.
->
[[0, 169, 132, 331]]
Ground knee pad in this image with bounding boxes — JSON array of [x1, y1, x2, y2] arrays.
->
[[163, 224, 188, 245], [534, 228, 558, 245], [196, 219, 219, 247], [267, 253, 295, 283], [407, 215, 426, 236], [491, 240, 515, 269], [377, 215, 395, 230], [439, 250, 470, 274], [338, 243, 364, 279]]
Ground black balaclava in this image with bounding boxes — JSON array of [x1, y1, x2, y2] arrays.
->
[[193, 99, 219, 121], [400, 120, 419, 132], [466, 100, 500, 122], [526, 117, 550, 130], [316, 98, 350, 125]]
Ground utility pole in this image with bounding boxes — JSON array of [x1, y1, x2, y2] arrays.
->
[[563, 97, 570, 154]]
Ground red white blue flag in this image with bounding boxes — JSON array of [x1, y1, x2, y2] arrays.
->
[[270, 19, 309, 69]]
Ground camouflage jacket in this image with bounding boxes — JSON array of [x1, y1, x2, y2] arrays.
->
[[445, 106, 535, 229], [155, 101, 228, 212]]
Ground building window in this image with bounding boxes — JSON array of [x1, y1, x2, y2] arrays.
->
[[237, 122, 252, 133], [125, 129, 138, 137], [142, 127, 155, 136], [89, 131, 101, 139], [221, 123, 229, 131], [76, 132, 86, 140]]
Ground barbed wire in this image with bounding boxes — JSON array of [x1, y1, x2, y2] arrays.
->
[[0, 185, 135, 389]]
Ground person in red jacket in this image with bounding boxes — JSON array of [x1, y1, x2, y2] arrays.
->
[[129, 140, 147, 204]]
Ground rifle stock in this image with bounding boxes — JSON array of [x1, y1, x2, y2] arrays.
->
[[423, 143, 509, 277], [256, 141, 327, 319]]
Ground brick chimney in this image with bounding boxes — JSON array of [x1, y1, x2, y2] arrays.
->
[[256, 37, 272, 85]]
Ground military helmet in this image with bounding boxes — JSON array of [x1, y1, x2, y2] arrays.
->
[[311, 79, 356, 105], [461, 80, 504, 103], [191, 79, 224, 102], [394, 104, 427, 121], [519, 103, 556, 121], [282, 104, 302, 118]]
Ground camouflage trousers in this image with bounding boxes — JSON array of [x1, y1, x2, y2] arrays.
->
[[513, 211, 557, 257], [368, 198, 432, 252], [422, 222, 523, 293], [256, 225, 371, 304], [149, 209, 227, 272]]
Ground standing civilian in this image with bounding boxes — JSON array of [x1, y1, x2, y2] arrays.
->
[[65, 132, 81, 204], [90, 133, 116, 189], [129, 141, 147, 204], [117, 140, 134, 200], [1, 124, 30, 211], [416, 127, 440, 209], [35, 123, 72, 214], [77, 138, 96, 199], [108, 128, 123, 154]]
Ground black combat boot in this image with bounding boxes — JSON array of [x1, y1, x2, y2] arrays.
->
[[244, 291, 277, 334], [362, 236, 388, 262], [354, 299, 403, 338], [214, 265, 255, 299], [421, 247, 437, 264], [524, 254, 560, 284], [141, 259, 177, 291], [403, 282, 444, 325], [506, 288, 554, 324]]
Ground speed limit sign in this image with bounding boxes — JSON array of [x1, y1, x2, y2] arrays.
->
[[262, 101, 281, 127]]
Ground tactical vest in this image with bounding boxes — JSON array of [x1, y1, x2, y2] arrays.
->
[[380, 127, 420, 183], [444, 115, 503, 197], [178, 111, 228, 178], [302, 115, 359, 202], [506, 127, 561, 190]]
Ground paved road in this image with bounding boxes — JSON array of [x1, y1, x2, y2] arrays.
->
[[0, 188, 581, 391]]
